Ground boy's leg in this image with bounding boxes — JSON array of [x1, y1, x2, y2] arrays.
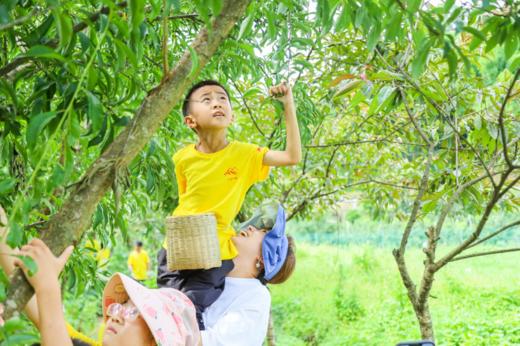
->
[[156, 248, 186, 289], [181, 260, 234, 330], [156, 248, 234, 329]]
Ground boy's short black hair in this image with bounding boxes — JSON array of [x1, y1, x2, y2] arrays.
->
[[182, 80, 231, 116], [135, 241, 143, 247]]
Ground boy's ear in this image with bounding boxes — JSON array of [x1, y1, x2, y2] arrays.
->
[[184, 115, 197, 129]]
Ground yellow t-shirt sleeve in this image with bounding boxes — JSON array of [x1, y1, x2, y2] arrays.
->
[[66, 322, 99, 346], [250, 146, 270, 183], [174, 156, 187, 195]]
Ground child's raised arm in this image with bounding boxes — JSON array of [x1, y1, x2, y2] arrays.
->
[[262, 82, 302, 167], [13, 238, 74, 346]]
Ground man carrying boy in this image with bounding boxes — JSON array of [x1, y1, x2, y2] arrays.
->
[[157, 80, 301, 329]]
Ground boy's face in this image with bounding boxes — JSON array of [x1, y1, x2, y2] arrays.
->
[[185, 85, 233, 132]]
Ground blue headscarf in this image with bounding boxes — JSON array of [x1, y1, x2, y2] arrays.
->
[[261, 205, 288, 281]]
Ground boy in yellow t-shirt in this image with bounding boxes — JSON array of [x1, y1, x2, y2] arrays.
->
[[127, 241, 150, 282], [157, 80, 301, 329]]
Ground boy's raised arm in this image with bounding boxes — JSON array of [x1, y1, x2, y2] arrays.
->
[[262, 82, 302, 167]]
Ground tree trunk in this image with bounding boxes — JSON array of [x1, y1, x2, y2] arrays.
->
[[3, 0, 251, 320], [266, 308, 276, 346], [415, 302, 434, 340]]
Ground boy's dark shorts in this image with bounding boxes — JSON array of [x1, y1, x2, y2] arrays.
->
[[156, 248, 234, 330]]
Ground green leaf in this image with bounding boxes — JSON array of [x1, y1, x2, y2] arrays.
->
[[444, 42, 458, 78], [443, 0, 455, 11], [508, 55, 520, 72], [370, 70, 404, 81], [243, 87, 262, 98], [22, 45, 66, 61], [14, 255, 38, 276], [238, 13, 254, 40], [407, 0, 421, 13], [7, 221, 23, 248], [188, 46, 199, 78], [52, 9, 73, 51], [367, 21, 382, 52], [129, 0, 145, 32], [462, 26, 486, 41], [333, 80, 363, 98], [209, 0, 223, 16], [48, 165, 65, 192], [0, 178, 16, 195], [0, 282, 5, 301], [114, 38, 138, 68], [334, 5, 351, 32], [385, 12, 403, 42], [26, 111, 58, 149], [504, 34, 518, 60], [411, 40, 432, 78], [86, 91, 103, 132], [2, 317, 26, 334]]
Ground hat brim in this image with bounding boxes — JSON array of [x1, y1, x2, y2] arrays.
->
[[103, 273, 200, 346]]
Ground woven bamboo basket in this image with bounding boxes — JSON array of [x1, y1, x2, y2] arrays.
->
[[165, 213, 221, 271]]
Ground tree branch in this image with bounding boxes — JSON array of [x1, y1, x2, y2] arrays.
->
[[467, 219, 520, 249], [161, 0, 170, 77], [434, 181, 504, 271], [231, 80, 265, 136], [0, 8, 41, 31], [396, 144, 434, 257], [450, 248, 520, 262], [0, 1, 128, 78], [399, 89, 432, 146], [498, 68, 520, 168]]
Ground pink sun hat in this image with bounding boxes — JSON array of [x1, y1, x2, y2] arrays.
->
[[102, 273, 200, 346]]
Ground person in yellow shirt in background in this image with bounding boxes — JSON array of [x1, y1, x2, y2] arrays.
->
[[127, 241, 150, 282], [157, 79, 301, 330], [85, 239, 110, 267]]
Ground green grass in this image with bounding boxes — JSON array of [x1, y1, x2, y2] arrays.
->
[[270, 243, 520, 346]]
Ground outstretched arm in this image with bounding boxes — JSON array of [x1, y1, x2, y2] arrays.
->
[[13, 238, 74, 346], [263, 82, 302, 167]]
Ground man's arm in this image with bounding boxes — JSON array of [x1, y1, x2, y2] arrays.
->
[[263, 82, 302, 167]]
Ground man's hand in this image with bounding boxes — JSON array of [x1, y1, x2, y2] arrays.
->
[[269, 81, 293, 105], [14, 238, 73, 293]]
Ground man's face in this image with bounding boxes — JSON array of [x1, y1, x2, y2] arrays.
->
[[185, 85, 233, 131]]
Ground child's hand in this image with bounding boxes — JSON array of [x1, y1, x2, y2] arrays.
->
[[269, 81, 293, 105], [0, 303, 4, 326], [14, 239, 73, 293]]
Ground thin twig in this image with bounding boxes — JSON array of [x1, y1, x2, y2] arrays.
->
[[232, 80, 265, 136], [498, 68, 520, 168], [399, 89, 432, 146], [450, 248, 520, 262], [467, 219, 520, 249], [0, 8, 40, 31], [161, 0, 170, 77]]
